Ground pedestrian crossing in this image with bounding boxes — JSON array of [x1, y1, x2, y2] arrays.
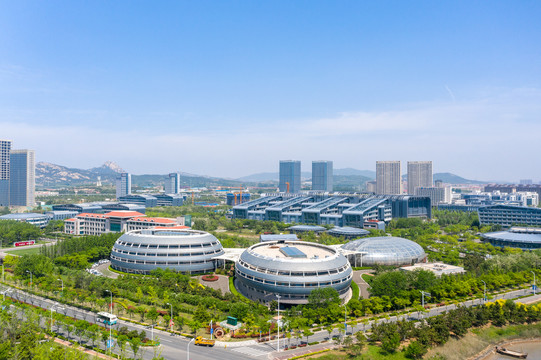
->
[[231, 344, 272, 357]]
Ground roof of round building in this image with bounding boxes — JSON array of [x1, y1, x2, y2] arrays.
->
[[117, 228, 222, 245], [240, 241, 347, 271], [287, 225, 327, 232], [481, 231, 541, 244], [341, 236, 425, 258], [327, 227, 370, 236], [0, 213, 48, 220]]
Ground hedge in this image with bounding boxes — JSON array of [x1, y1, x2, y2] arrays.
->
[[229, 277, 241, 297], [350, 281, 360, 300], [289, 349, 330, 359]]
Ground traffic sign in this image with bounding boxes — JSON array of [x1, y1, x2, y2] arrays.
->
[[106, 339, 115, 349]]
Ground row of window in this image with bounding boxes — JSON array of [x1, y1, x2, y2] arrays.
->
[[111, 248, 222, 257], [239, 279, 350, 299], [115, 241, 219, 249], [111, 255, 216, 265], [235, 268, 351, 287], [237, 259, 349, 277]]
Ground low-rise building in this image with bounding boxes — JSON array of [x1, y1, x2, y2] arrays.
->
[[400, 262, 465, 277], [0, 213, 49, 227], [64, 210, 186, 235]]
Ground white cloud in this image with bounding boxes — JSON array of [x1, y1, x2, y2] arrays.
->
[[2, 87, 541, 181]]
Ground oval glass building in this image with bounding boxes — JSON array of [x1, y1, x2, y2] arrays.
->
[[341, 236, 426, 266], [110, 228, 224, 274], [235, 241, 352, 305]]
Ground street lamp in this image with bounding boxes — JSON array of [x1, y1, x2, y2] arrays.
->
[[481, 280, 487, 303], [343, 303, 348, 339], [166, 303, 173, 332], [186, 337, 194, 360], [276, 294, 281, 352], [105, 290, 113, 354], [420, 291, 431, 318], [25, 270, 33, 289], [531, 271, 537, 295], [57, 278, 63, 297]]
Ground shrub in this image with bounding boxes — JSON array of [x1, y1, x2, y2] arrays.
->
[[202, 275, 219, 282]]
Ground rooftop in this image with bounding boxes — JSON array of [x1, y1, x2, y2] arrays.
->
[[250, 241, 334, 260], [104, 211, 145, 218], [128, 216, 177, 224]]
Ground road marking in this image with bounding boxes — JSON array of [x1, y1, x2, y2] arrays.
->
[[231, 345, 271, 357]]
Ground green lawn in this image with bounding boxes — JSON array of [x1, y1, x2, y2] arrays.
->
[[4, 247, 40, 256], [306, 345, 409, 360]]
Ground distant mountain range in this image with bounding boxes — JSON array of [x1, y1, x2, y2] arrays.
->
[[36, 161, 490, 189], [401, 172, 487, 185], [36, 161, 246, 188], [236, 168, 376, 182]]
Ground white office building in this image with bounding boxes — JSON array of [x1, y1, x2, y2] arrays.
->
[[407, 161, 433, 194], [376, 161, 401, 195], [116, 173, 132, 199]]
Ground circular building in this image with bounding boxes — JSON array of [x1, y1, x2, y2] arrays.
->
[[235, 241, 352, 305], [341, 236, 426, 266], [110, 228, 225, 274], [287, 225, 327, 234], [327, 226, 370, 239], [481, 229, 541, 250]]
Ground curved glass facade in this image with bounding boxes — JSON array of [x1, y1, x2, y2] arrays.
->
[[481, 231, 541, 250], [110, 229, 224, 274], [341, 236, 426, 266], [235, 241, 352, 305]]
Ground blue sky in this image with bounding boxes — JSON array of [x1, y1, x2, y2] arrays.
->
[[1, 1, 540, 181]]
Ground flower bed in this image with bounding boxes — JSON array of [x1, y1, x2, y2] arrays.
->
[[201, 275, 219, 282]]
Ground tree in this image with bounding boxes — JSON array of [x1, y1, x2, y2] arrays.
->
[[303, 328, 313, 344], [381, 333, 400, 354], [307, 288, 340, 309], [325, 325, 333, 340], [193, 305, 210, 323], [404, 340, 427, 359], [129, 337, 141, 360], [147, 307, 159, 325], [117, 335, 129, 360]]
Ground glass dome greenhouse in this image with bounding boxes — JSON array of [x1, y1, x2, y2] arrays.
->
[[341, 236, 426, 266]]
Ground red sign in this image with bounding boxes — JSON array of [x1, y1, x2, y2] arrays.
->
[[14, 240, 35, 247]]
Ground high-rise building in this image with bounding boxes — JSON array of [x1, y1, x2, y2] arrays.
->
[[279, 160, 301, 193], [0, 140, 11, 206], [366, 180, 377, 193], [165, 173, 180, 194], [407, 161, 433, 194], [9, 149, 35, 207], [116, 173, 132, 199], [376, 161, 401, 195], [312, 161, 333, 192], [520, 179, 533, 185]]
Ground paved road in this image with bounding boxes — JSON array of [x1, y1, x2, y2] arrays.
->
[[1, 286, 260, 360], [2, 284, 539, 360]]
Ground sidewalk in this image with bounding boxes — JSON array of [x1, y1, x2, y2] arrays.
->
[[53, 337, 114, 359]]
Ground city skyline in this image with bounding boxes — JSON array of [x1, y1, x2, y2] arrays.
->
[[1, 2, 540, 180]]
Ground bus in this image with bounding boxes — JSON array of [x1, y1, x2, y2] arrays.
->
[[96, 312, 118, 325]]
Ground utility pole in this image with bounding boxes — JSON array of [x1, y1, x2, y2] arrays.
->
[[531, 271, 537, 295], [420, 291, 431, 318], [276, 294, 281, 352], [343, 304, 348, 339], [105, 290, 113, 354], [166, 303, 173, 332], [57, 278, 63, 297], [26, 270, 32, 289], [481, 280, 487, 303]]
